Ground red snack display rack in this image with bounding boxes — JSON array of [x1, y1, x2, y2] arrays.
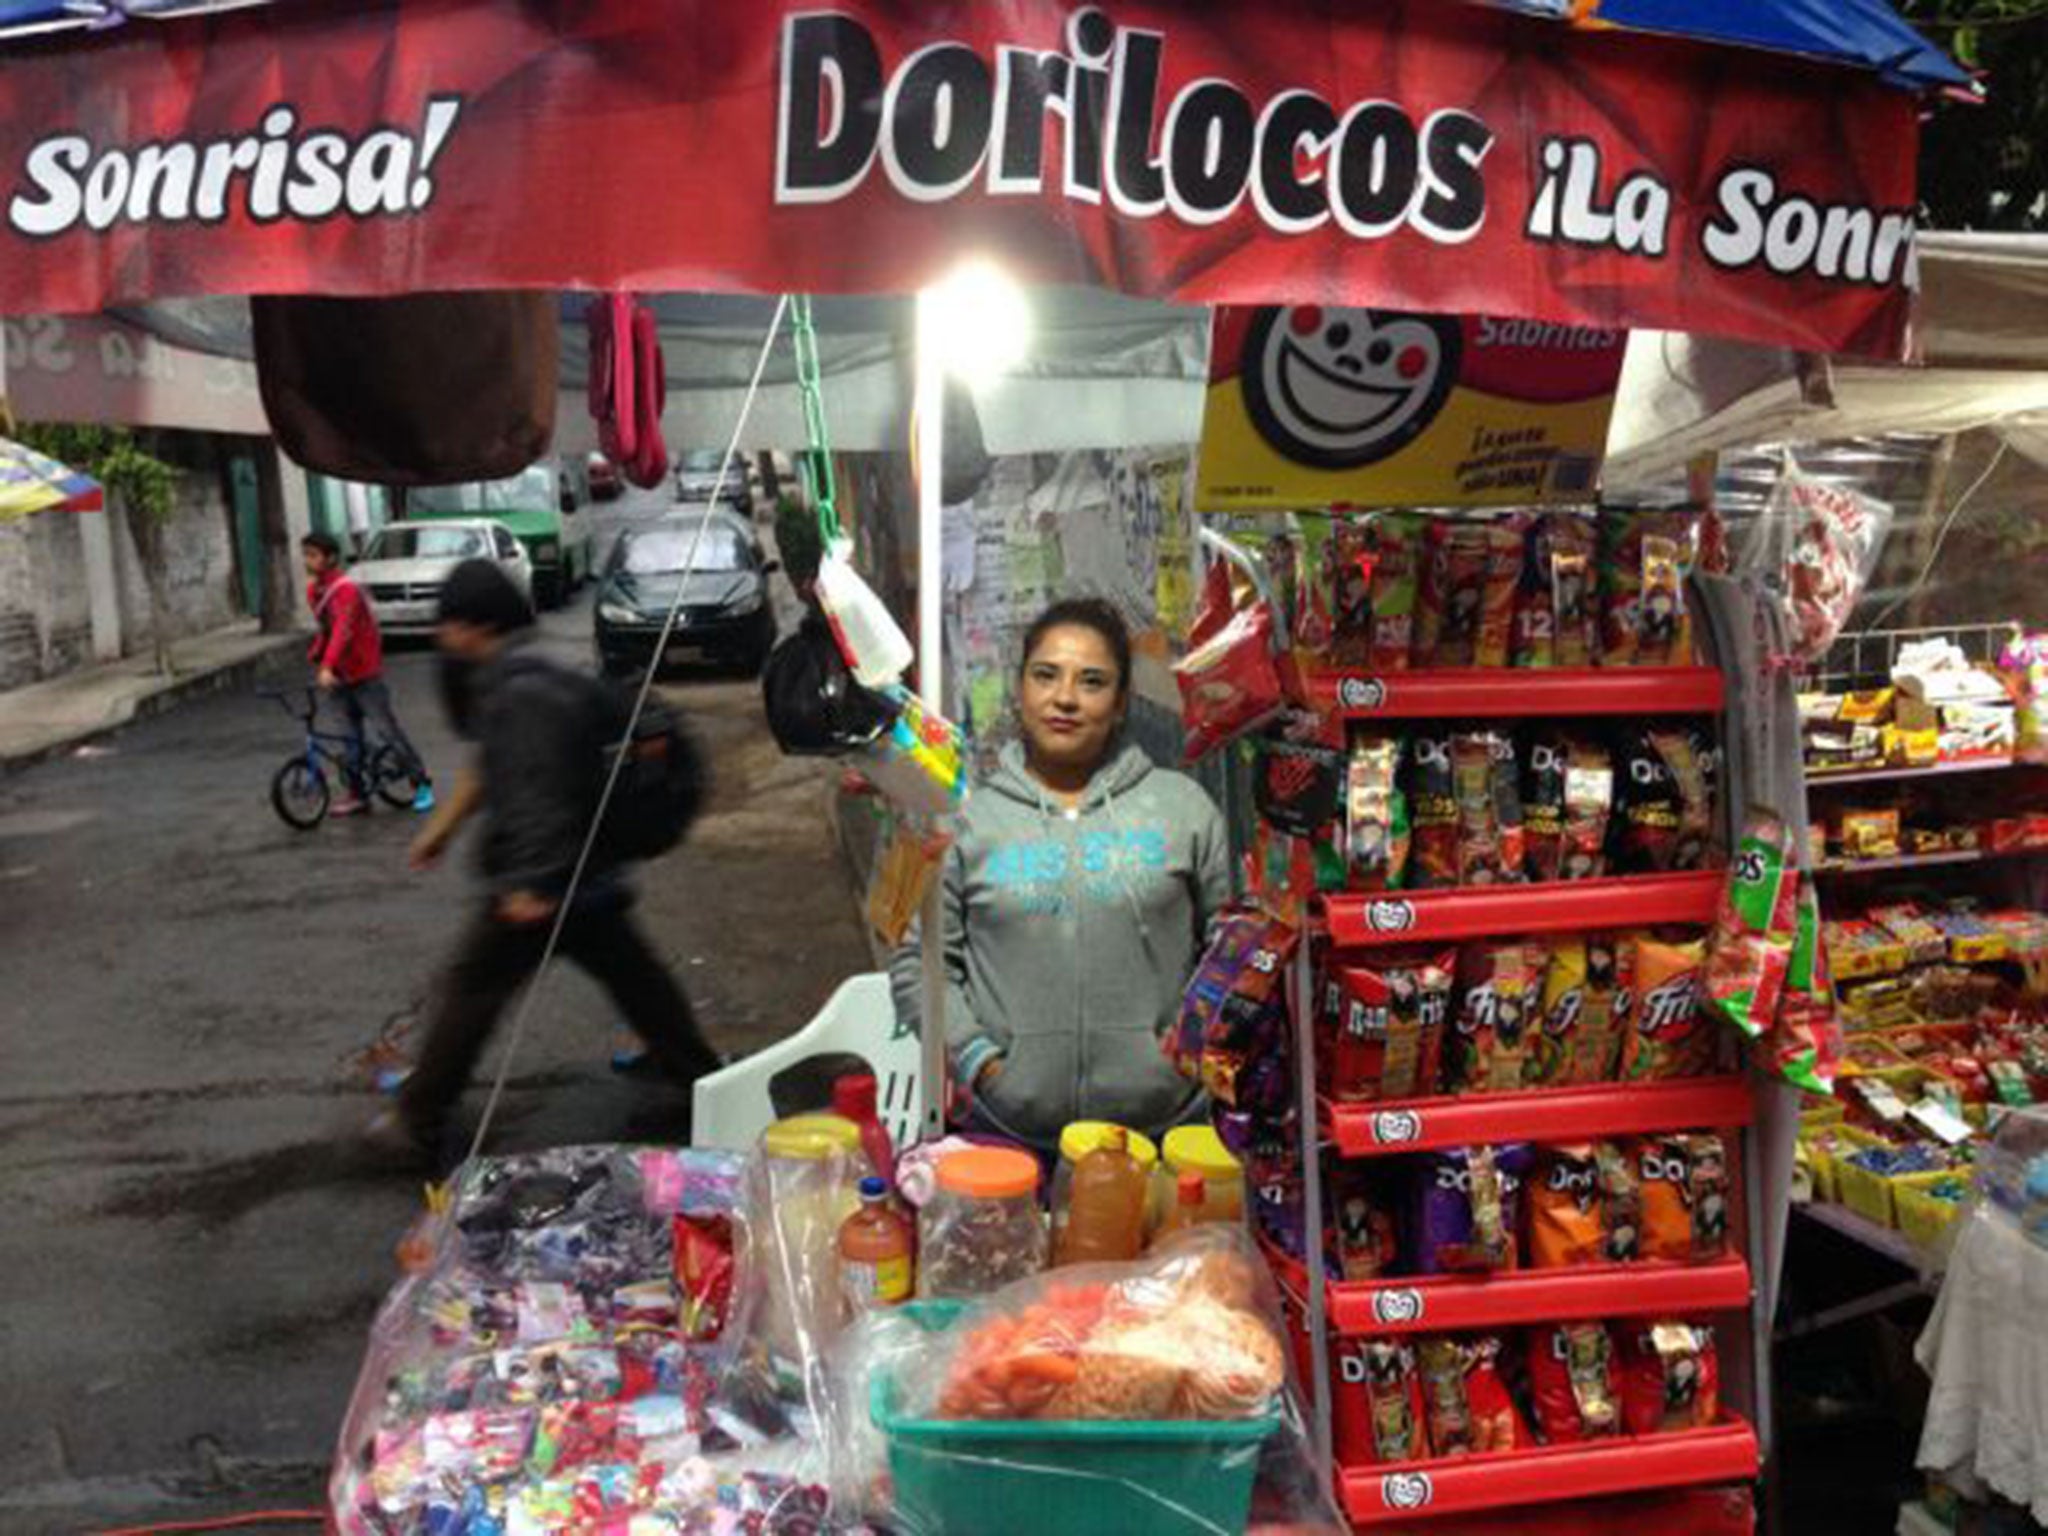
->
[[1279, 661, 1762, 1528]]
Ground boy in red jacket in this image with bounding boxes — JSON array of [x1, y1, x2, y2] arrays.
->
[[303, 532, 434, 815]]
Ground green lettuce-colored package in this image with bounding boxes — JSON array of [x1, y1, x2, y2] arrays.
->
[[1704, 811, 1799, 1039], [1763, 880, 1844, 1095]]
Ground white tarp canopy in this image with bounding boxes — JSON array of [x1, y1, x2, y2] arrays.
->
[[1605, 232, 2048, 491]]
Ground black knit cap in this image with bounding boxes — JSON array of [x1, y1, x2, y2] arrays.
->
[[436, 557, 534, 633]]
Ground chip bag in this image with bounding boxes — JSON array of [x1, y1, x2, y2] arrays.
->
[[1600, 509, 1700, 667], [1257, 734, 1344, 840], [1762, 882, 1845, 1094], [1651, 729, 1716, 872], [1563, 739, 1615, 880], [1450, 731, 1524, 886], [1171, 910, 1293, 1084], [1635, 1134, 1731, 1263], [1447, 941, 1545, 1093], [1329, 1164, 1401, 1281], [1406, 731, 1460, 889], [1617, 1322, 1721, 1435], [1417, 1336, 1527, 1457], [1527, 939, 1588, 1085], [1359, 1341, 1428, 1463], [1704, 811, 1799, 1040], [1614, 730, 1683, 873], [1322, 950, 1455, 1102], [1412, 1144, 1532, 1274], [1528, 1324, 1622, 1444], [1515, 513, 1598, 668], [1527, 1144, 1606, 1268], [1620, 936, 1714, 1081], [1177, 552, 1286, 762], [1522, 731, 1569, 882], [1569, 934, 1633, 1084], [1345, 733, 1411, 890]]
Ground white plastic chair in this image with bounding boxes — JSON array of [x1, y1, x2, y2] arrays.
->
[[690, 973, 922, 1152]]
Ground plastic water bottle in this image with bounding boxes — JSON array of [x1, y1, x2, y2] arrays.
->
[[815, 541, 912, 688]]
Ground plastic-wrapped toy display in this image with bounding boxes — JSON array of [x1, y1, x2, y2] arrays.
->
[[326, 1144, 851, 1536]]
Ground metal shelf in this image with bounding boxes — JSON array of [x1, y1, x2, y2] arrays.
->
[[1806, 754, 2018, 787], [1813, 846, 2046, 876], [1341, 1421, 1761, 1525], [1325, 1075, 1756, 1158], [1320, 872, 1721, 949], [1327, 1256, 1754, 1336], [1302, 665, 1726, 722]]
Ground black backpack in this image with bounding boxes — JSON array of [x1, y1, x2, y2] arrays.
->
[[593, 682, 707, 862]]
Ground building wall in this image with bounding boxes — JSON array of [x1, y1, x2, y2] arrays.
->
[[110, 467, 244, 651], [0, 510, 93, 689]]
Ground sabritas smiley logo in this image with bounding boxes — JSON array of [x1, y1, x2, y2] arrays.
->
[[1243, 305, 1462, 469]]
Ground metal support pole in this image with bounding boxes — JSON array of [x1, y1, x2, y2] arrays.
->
[[1293, 938, 1336, 1493], [915, 295, 948, 1142]]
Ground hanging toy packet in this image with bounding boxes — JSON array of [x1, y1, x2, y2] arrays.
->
[[1704, 811, 1800, 1040]]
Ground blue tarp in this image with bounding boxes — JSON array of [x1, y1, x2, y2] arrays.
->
[[1507, 0, 1970, 90]]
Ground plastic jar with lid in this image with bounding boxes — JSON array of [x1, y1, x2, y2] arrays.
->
[[758, 1112, 867, 1357], [1155, 1124, 1247, 1227], [916, 1146, 1046, 1299], [1051, 1122, 1159, 1249]]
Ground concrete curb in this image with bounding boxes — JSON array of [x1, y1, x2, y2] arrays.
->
[[0, 635, 303, 779]]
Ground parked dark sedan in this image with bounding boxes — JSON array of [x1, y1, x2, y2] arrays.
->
[[594, 511, 777, 675]]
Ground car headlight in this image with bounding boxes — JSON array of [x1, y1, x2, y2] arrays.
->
[[534, 538, 560, 562], [727, 590, 765, 616], [598, 601, 638, 626]]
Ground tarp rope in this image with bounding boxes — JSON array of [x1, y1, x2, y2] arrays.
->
[[454, 294, 791, 1172]]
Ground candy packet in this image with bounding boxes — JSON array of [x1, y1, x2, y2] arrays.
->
[[1447, 941, 1545, 1092], [1529, 1324, 1622, 1443], [1619, 935, 1714, 1081], [1704, 811, 1799, 1040]]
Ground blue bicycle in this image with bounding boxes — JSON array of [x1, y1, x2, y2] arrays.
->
[[264, 685, 426, 829]]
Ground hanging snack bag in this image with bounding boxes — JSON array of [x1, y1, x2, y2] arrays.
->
[[1527, 939, 1588, 1086], [1620, 936, 1713, 1081], [1651, 729, 1716, 871], [1474, 521, 1525, 669], [1406, 731, 1460, 889], [1764, 882, 1845, 1094], [1367, 512, 1427, 672], [1413, 1144, 1532, 1275], [1704, 811, 1800, 1040], [1177, 555, 1286, 762], [1447, 942, 1545, 1093], [1563, 738, 1615, 880], [1596, 1139, 1643, 1262], [1329, 1163, 1401, 1281], [1529, 1324, 1623, 1443], [1346, 733, 1411, 890], [1323, 950, 1456, 1102], [1256, 735, 1344, 841], [1417, 520, 1493, 668], [1325, 518, 1377, 669], [1359, 1341, 1429, 1463], [1527, 1144, 1606, 1268], [1614, 729, 1683, 874], [1600, 509, 1700, 667], [1636, 1134, 1731, 1263], [1171, 910, 1288, 1082], [1515, 513, 1598, 668], [1617, 1323, 1721, 1435], [1417, 1336, 1527, 1457]]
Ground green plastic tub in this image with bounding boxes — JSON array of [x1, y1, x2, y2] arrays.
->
[[871, 1302, 1282, 1536]]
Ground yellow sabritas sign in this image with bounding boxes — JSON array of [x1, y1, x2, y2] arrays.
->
[[1195, 307, 1626, 512]]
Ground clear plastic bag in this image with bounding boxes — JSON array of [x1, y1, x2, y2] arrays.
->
[[1741, 456, 1895, 665], [842, 1225, 1343, 1536]]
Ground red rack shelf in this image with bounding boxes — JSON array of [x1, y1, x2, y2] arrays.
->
[[1320, 871, 1721, 949], [1342, 1421, 1760, 1525], [1327, 1256, 1753, 1335], [1325, 1075, 1755, 1157], [1304, 666, 1725, 721]]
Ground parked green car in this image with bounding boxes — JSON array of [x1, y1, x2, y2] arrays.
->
[[407, 462, 593, 609]]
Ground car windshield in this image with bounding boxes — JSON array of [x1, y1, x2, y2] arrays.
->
[[410, 467, 555, 516], [622, 524, 752, 574], [679, 450, 730, 476], [364, 525, 489, 561]]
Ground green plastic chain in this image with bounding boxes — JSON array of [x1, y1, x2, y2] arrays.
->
[[790, 294, 841, 548]]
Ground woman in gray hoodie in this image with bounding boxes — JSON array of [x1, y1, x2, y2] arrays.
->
[[891, 598, 1232, 1152]]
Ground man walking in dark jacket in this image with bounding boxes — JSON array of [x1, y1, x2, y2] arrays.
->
[[368, 560, 720, 1161]]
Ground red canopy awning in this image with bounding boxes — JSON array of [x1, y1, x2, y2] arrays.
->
[[0, 0, 1927, 356]]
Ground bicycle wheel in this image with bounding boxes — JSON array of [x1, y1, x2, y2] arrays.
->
[[271, 758, 330, 830], [371, 744, 425, 809]]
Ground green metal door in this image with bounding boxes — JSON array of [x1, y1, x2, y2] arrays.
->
[[229, 457, 262, 615]]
